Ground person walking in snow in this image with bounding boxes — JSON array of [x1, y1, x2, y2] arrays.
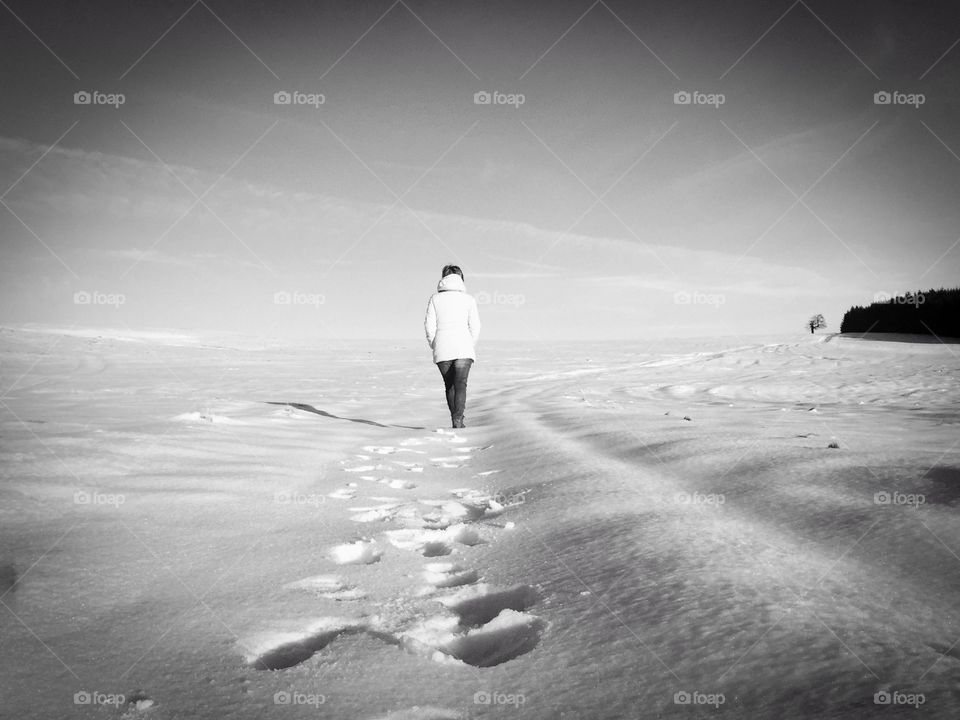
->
[[424, 265, 481, 428]]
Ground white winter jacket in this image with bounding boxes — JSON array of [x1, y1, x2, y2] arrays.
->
[[424, 274, 481, 363]]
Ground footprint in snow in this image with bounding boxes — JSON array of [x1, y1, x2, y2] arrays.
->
[[438, 583, 540, 627], [423, 562, 479, 589], [441, 610, 545, 667], [349, 503, 413, 523], [421, 541, 453, 557], [363, 446, 397, 455], [385, 525, 482, 556], [398, 584, 545, 667], [250, 504, 535, 673], [329, 540, 382, 565], [240, 600, 544, 671], [328, 486, 357, 500], [420, 499, 488, 523], [285, 575, 367, 601], [240, 617, 366, 670], [381, 478, 417, 490]]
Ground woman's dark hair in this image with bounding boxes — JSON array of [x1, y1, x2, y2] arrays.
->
[[441, 265, 464, 279]]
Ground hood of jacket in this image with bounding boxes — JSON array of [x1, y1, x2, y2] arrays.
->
[[437, 274, 466, 293]]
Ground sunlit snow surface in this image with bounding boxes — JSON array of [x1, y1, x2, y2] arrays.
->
[[1, 327, 959, 718]]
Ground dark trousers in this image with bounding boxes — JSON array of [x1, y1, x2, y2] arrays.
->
[[436, 358, 473, 423]]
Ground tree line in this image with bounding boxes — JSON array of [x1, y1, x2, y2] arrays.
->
[[840, 287, 960, 338]]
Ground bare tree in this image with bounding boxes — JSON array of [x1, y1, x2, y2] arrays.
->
[[807, 314, 826, 334]]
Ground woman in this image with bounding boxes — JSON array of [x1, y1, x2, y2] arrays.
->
[[424, 265, 481, 428]]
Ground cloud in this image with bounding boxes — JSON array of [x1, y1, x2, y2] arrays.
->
[[667, 113, 897, 198], [91, 247, 266, 271], [470, 271, 561, 279], [0, 132, 876, 338]]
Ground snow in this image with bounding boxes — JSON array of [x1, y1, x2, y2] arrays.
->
[[1, 327, 959, 718], [330, 540, 383, 565]]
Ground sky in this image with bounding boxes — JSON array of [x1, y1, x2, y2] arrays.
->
[[0, 0, 958, 341]]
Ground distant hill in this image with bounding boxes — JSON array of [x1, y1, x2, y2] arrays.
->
[[840, 287, 960, 338]]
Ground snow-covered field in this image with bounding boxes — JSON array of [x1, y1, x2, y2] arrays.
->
[[1, 326, 959, 719]]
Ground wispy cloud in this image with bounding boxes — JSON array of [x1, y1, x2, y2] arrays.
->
[[91, 247, 266, 271], [0, 128, 941, 339]]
